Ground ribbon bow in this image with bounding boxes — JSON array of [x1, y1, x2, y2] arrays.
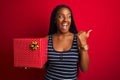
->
[[30, 41, 39, 50]]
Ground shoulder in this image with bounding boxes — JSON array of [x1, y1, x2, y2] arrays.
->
[[68, 32, 75, 38]]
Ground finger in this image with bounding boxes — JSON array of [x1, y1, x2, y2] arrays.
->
[[78, 31, 84, 35], [87, 29, 92, 37], [78, 30, 87, 36]]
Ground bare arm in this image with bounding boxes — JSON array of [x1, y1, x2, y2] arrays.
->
[[77, 30, 92, 72], [78, 47, 89, 72]]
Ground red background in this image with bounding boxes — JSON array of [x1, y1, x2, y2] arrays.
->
[[0, 0, 120, 80]]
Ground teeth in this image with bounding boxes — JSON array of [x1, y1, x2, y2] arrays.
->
[[62, 23, 68, 30], [62, 23, 68, 26]]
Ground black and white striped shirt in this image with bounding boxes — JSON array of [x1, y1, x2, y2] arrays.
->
[[44, 34, 79, 80]]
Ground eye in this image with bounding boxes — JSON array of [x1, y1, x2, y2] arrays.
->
[[58, 15, 64, 19], [68, 15, 71, 18]]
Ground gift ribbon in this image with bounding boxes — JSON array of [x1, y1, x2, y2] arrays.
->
[[30, 41, 39, 50]]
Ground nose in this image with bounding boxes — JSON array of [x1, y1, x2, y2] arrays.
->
[[63, 16, 68, 22]]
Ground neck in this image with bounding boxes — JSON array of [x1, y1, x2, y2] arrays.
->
[[55, 31, 71, 36]]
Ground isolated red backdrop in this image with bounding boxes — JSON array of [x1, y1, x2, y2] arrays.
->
[[0, 0, 120, 80]]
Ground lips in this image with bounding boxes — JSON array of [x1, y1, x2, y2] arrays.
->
[[62, 23, 68, 30]]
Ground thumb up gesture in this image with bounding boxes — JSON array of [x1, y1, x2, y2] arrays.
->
[[77, 30, 92, 46]]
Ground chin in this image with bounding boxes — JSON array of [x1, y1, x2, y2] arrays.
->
[[61, 30, 70, 34]]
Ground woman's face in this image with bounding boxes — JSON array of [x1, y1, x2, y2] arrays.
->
[[55, 8, 71, 34]]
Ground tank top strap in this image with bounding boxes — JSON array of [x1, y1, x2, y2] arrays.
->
[[73, 34, 78, 43], [48, 35, 52, 39]]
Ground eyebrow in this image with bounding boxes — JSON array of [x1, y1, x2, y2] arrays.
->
[[57, 13, 71, 15]]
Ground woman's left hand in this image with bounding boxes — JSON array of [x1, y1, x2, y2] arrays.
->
[[77, 30, 92, 46]]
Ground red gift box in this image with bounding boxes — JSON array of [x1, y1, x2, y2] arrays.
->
[[14, 38, 48, 69]]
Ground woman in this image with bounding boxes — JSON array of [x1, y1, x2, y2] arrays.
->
[[44, 5, 92, 80]]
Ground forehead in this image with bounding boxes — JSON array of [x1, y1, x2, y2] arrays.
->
[[57, 8, 71, 15]]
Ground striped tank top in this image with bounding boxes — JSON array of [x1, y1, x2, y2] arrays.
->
[[44, 34, 79, 80]]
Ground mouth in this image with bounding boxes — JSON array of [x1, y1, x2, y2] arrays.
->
[[61, 22, 69, 30]]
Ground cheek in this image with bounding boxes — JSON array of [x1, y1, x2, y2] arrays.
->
[[56, 19, 62, 26], [69, 19, 71, 24]]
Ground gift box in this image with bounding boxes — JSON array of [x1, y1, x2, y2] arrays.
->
[[13, 38, 48, 69]]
